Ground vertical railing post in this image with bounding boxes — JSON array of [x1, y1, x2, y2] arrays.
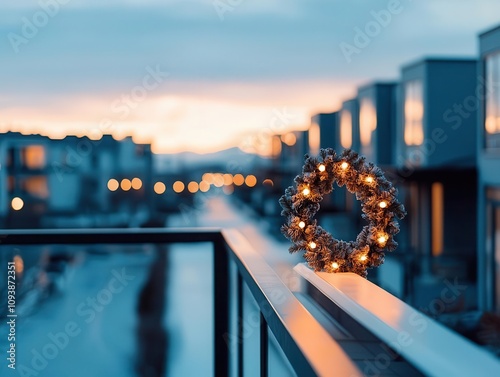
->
[[214, 237, 229, 377], [237, 273, 244, 377], [260, 313, 268, 377]]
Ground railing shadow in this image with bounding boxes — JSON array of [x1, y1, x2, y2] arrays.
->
[[135, 246, 169, 377]]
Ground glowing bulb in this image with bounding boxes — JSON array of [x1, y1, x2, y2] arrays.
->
[[131, 177, 142, 190], [202, 173, 214, 184], [13, 255, 24, 274], [341, 162, 349, 170], [121, 179, 132, 191], [173, 181, 185, 193], [302, 187, 310, 196], [245, 175, 257, 187], [360, 255, 367, 262], [377, 234, 388, 245], [299, 221, 306, 229], [365, 176, 374, 184], [188, 181, 199, 193], [154, 182, 166, 194], [318, 164, 326, 172], [107, 179, 119, 192], [199, 181, 210, 192], [11, 197, 24, 211], [233, 174, 245, 186], [262, 178, 274, 187], [332, 262, 339, 269], [379, 201, 387, 208], [309, 241, 317, 249]]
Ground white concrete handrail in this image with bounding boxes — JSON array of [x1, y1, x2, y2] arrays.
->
[[295, 263, 500, 377]]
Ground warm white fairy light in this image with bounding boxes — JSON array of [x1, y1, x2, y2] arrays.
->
[[365, 176, 374, 184], [377, 233, 388, 246], [318, 164, 326, 172], [299, 221, 306, 229], [332, 262, 339, 269], [302, 187, 310, 196], [379, 201, 387, 208], [309, 241, 317, 249], [340, 162, 349, 170], [360, 255, 367, 262]]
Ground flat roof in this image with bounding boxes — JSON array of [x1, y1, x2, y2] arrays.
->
[[401, 56, 477, 71], [479, 23, 500, 38], [357, 81, 397, 93]]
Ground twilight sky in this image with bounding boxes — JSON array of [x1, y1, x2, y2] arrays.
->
[[1, 0, 499, 154]]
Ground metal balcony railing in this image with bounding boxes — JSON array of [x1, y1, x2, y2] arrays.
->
[[1, 228, 500, 377]]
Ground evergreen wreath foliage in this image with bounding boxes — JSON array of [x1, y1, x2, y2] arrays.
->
[[279, 148, 406, 277]]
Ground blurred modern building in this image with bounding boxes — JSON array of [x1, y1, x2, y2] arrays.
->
[[357, 82, 397, 166], [0, 132, 153, 228], [338, 98, 360, 154], [263, 59, 482, 312], [0, 132, 50, 228], [392, 58, 478, 306], [309, 112, 338, 156], [478, 24, 500, 313]]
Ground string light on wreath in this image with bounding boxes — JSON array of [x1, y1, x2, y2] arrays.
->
[[279, 148, 406, 278]]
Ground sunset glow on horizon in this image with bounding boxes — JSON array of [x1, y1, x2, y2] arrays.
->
[[0, 85, 344, 155]]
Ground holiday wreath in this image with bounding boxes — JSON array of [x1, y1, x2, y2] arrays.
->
[[279, 148, 406, 277]]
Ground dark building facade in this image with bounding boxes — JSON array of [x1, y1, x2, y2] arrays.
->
[[478, 25, 500, 312], [357, 82, 397, 166], [386, 58, 479, 307]]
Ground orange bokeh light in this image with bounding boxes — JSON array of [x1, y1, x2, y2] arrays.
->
[[108, 179, 119, 191], [132, 178, 143, 190], [245, 175, 257, 187], [154, 182, 166, 194], [173, 181, 185, 193], [233, 174, 245, 186], [188, 181, 199, 193]]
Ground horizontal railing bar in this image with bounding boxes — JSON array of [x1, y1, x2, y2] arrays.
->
[[0, 228, 364, 376], [295, 264, 500, 377], [0, 227, 223, 245], [222, 229, 362, 377]]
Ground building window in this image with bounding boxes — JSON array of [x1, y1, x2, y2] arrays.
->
[[308, 122, 320, 156], [486, 188, 500, 312], [359, 97, 377, 147], [8, 176, 15, 193], [404, 80, 424, 146], [431, 182, 444, 257], [485, 51, 500, 149], [494, 206, 500, 312], [340, 110, 352, 149], [22, 176, 49, 199], [22, 145, 46, 170]]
